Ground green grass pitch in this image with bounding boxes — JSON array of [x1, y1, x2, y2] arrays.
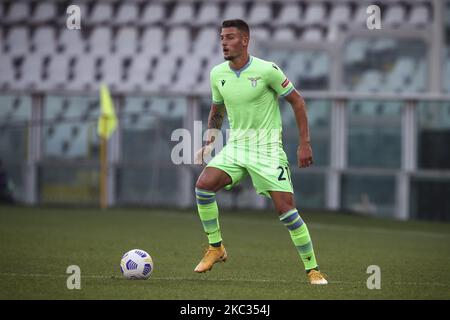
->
[[0, 206, 449, 300]]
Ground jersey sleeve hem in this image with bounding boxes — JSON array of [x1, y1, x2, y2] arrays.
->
[[279, 86, 295, 98], [212, 99, 224, 105]]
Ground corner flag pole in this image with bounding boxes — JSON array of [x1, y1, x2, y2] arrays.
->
[[98, 84, 118, 210], [100, 116, 108, 210]]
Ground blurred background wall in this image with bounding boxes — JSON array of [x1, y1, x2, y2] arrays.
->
[[0, 0, 449, 221]]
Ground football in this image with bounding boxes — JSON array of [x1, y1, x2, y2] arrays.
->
[[120, 249, 154, 280]]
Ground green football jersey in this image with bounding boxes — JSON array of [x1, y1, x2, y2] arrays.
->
[[210, 56, 295, 146]]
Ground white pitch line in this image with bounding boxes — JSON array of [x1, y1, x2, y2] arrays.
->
[[0, 273, 448, 288]]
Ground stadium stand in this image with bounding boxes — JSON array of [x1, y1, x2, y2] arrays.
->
[[0, 0, 444, 95]]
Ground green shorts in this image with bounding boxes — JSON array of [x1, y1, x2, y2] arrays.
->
[[206, 143, 294, 198]]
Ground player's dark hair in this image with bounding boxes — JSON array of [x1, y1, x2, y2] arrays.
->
[[222, 19, 250, 37]]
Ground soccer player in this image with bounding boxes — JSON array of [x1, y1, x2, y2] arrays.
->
[[193, 19, 327, 285]]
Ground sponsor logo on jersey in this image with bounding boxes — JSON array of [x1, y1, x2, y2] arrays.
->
[[281, 78, 290, 88], [248, 76, 261, 87]]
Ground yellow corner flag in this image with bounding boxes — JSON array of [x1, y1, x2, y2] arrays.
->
[[98, 83, 117, 139]]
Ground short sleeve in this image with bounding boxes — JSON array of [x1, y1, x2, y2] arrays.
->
[[266, 63, 295, 97], [210, 70, 224, 105]]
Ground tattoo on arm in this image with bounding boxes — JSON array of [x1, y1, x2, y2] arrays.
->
[[205, 104, 225, 145], [208, 104, 225, 129]]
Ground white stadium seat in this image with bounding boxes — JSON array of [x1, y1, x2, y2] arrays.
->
[[32, 2, 57, 23], [89, 27, 112, 55], [172, 56, 203, 92], [329, 4, 352, 26], [59, 29, 85, 55], [123, 55, 154, 92], [170, 3, 195, 25], [141, 27, 164, 57], [42, 55, 70, 90], [251, 27, 271, 42], [68, 55, 97, 91], [141, 3, 165, 25], [274, 3, 302, 27], [222, 3, 246, 21], [302, 28, 323, 42], [101, 55, 124, 89], [89, 3, 113, 24], [272, 28, 296, 42], [115, 27, 138, 57], [166, 27, 191, 57], [247, 3, 272, 26], [15, 55, 44, 90], [115, 3, 139, 25], [409, 5, 430, 27], [0, 55, 15, 88], [32, 27, 57, 56], [5, 3, 29, 23], [384, 4, 406, 28], [194, 3, 220, 26], [150, 55, 178, 90], [193, 28, 218, 58], [6, 27, 29, 56], [302, 3, 326, 26]]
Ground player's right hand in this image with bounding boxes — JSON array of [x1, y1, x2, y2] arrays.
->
[[194, 144, 214, 165]]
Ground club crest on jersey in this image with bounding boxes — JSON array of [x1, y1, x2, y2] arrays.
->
[[248, 77, 261, 87]]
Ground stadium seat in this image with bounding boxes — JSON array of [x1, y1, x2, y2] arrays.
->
[[192, 27, 218, 58], [88, 27, 112, 55], [100, 55, 124, 90], [115, 3, 139, 25], [329, 4, 352, 27], [222, 3, 247, 21], [274, 3, 302, 27], [409, 4, 430, 27], [384, 4, 406, 28], [32, 2, 57, 23], [352, 5, 370, 28], [15, 55, 44, 90], [151, 55, 179, 90], [166, 27, 191, 57], [170, 3, 195, 26], [140, 27, 164, 57], [59, 29, 86, 55], [302, 3, 326, 26], [172, 56, 203, 92], [141, 2, 165, 25], [5, 27, 30, 57], [32, 27, 57, 56], [89, 3, 113, 25], [251, 27, 271, 45], [272, 28, 297, 41], [122, 55, 154, 92], [68, 55, 97, 91], [42, 55, 69, 90], [114, 27, 138, 57], [194, 2, 220, 26], [247, 3, 272, 26], [0, 55, 15, 89], [4, 2, 29, 23], [301, 28, 323, 42]]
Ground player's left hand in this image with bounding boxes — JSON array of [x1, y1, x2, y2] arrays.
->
[[297, 143, 313, 168]]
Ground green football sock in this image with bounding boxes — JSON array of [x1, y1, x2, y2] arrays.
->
[[195, 188, 222, 245], [279, 208, 318, 270]]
